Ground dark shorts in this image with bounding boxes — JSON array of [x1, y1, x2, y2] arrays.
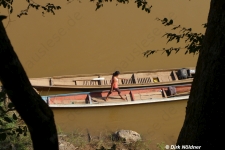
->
[[108, 88, 121, 94]]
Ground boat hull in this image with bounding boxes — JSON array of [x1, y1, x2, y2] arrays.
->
[[42, 84, 191, 107]]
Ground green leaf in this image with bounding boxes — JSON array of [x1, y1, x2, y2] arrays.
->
[[0, 133, 7, 141]]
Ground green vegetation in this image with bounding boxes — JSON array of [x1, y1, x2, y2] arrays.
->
[[0, 90, 30, 149]]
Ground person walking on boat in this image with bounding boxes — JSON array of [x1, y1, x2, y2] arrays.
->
[[105, 71, 127, 101]]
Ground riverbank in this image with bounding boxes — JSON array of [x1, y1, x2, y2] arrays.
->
[[0, 130, 166, 150]]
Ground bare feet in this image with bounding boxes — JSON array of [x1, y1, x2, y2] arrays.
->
[[122, 97, 126, 101], [105, 97, 108, 101]]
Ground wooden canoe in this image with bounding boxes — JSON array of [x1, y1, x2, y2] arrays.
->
[[31, 67, 195, 90], [41, 84, 191, 108]]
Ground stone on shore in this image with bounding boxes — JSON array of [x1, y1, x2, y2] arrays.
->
[[113, 130, 141, 143], [58, 134, 77, 150]]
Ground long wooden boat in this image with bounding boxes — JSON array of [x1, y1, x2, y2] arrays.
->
[[31, 67, 195, 90], [42, 84, 191, 107]]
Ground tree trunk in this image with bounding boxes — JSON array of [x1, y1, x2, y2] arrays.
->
[[177, 0, 225, 149], [0, 16, 59, 150]]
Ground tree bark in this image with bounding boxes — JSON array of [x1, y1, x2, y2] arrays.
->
[[177, 0, 225, 149], [0, 16, 59, 150]]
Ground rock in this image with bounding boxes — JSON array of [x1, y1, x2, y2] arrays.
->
[[58, 135, 77, 150], [113, 130, 141, 144]]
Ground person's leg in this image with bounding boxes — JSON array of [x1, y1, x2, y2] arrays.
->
[[115, 88, 126, 100], [105, 90, 112, 101]]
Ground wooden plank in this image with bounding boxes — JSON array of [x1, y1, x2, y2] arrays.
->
[[98, 75, 112, 85], [135, 91, 162, 100], [162, 88, 167, 98], [52, 79, 76, 86], [133, 73, 138, 84], [157, 76, 162, 82], [49, 99, 86, 104], [149, 75, 153, 83], [133, 94, 141, 100], [118, 74, 134, 82], [91, 97, 105, 103], [143, 78, 147, 83], [134, 73, 152, 84], [72, 76, 99, 81], [160, 76, 171, 82], [75, 80, 99, 86], [92, 96, 126, 103], [146, 77, 151, 83], [107, 95, 123, 100], [126, 94, 131, 101], [173, 71, 178, 80], [168, 75, 172, 81], [30, 78, 50, 86], [122, 79, 132, 84]]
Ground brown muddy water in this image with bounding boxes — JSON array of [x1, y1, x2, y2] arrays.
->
[[52, 99, 188, 146], [1, 0, 210, 146]]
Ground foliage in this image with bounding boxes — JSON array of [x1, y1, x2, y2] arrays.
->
[[0, 89, 28, 142], [0, 132, 32, 150], [17, 1, 62, 18], [143, 18, 207, 57], [0, 0, 61, 17], [89, 0, 152, 12], [156, 142, 165, 150], [0, 0, 152, 18]]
